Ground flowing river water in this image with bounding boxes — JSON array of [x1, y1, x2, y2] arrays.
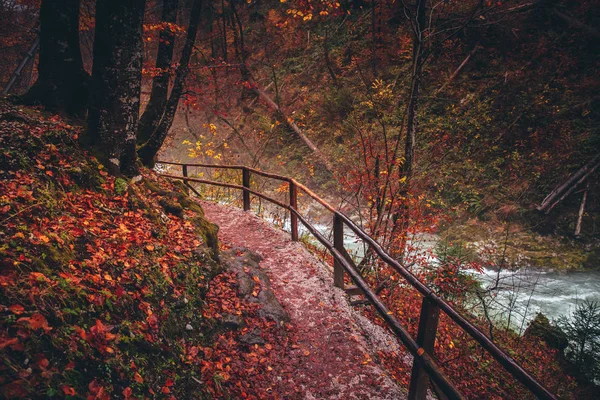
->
[[289, 219, 600, 330]]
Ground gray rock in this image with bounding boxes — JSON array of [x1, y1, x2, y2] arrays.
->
[[220, 313, 245, 330], [239, 328, 266, 346], [222, 247, 290, 326]]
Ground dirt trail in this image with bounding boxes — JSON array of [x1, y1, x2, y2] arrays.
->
[[201, 201, 406, 399]]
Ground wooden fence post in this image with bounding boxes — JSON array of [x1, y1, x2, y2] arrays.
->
[[333, 214, 345, 288], [242, 167, 250, 211], [408, 297, 441, 400], [289, 181, 298, 241], [182, 164, 188, 178]]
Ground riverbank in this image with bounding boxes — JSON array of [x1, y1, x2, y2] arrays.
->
[[442, 220, 599, 272]]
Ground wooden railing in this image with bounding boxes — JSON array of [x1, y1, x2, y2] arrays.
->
[[158, 160, 558, 400]]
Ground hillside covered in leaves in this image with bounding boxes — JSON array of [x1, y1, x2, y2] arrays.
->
[[0, 102, 299, 399]]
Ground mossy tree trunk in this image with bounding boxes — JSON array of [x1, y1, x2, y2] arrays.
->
[[137, 0, 180, 145], [138, 0, 203, 167], [86, 0, 146, 176], [23, 0, 89, 117]]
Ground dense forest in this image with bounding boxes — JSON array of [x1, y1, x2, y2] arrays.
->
[[0, 0, 599, 398]]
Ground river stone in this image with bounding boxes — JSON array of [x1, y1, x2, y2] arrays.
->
[[223, 247, 290, 326], [239, 328, 266, 346], [524, 313, 569, 351]]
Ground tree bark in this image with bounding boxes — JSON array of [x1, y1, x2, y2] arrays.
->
[[86, 0, 146, 176], [574, 184, 589, 237], [394, 0, 427, 259], [538, 154, 599, 213], [402, 0, 427, 182], [137, 0, 180, 145], [138, 0, 203, 167], [23, 0, 89, 117]]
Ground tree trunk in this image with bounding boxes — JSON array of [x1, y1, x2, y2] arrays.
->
[[23, 0, 89, 117], [574, 184, 589, 237], [86, 0, 146, 176], [395, 0, 427, 259], [137, 0, 180, 145], [138, 0, 203, 167], [402, 0, 427, 182]]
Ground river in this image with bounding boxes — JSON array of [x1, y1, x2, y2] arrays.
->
[[290, 218, 600, 330]]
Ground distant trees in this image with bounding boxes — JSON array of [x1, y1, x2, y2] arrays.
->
[[23, 0, 89, 116], [558, 300, 600, 383], [86, 0, 147, 176]]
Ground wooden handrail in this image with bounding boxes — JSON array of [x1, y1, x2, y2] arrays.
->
[[157, 161, 558, 400]]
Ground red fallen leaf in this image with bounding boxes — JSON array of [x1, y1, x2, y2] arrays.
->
[[147, 314, 159, 330], [122, 387, 133, 399], [1, 380, 29, 397], [161, 386, 171, 394], [133, 372, 144, 383], [18, 313, 52, 332], [8, 304, 24, 314], [29, 272, 48, 282], [165, 378, 174, 387], [62, 385, 76, 396], [0, 337, 19, 350], [34, 354, 49, 369], [65, 361, 76, 370]]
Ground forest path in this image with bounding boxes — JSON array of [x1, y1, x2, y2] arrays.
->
[[201, 201, 407, 399]]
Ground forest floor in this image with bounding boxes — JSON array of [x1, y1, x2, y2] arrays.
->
[[201, 201, 408, 399]]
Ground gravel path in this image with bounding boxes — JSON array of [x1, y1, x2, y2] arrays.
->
[[201, 201, 406, 400]]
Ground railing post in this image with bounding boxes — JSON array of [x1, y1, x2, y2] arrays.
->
[[333, 214, 345, 288], [242, 167, 250, 211], [408, 297, 441, 400], [289, 181, 298, 241], [182, 164, 188, 178]]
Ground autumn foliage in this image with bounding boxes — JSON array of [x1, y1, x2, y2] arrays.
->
[[0, 101, 298, 399]]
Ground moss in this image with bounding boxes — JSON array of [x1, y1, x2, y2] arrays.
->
[[68, 164, 105, 191], [159, 199, 184, 218], [114, 177, 128, 195], [191, 216, 219, 260], [177, 195, 205, 216], [172, 180, 190, 196], [42, 244, 74, 269], [144, 180, 167, 195]]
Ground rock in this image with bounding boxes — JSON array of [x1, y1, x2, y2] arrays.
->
[[223, 247, 289, 326], [159, 198, 184, 218], [220, 314, 245, 330], [239, 328, 265, 346], [524, 313, 569, 351]]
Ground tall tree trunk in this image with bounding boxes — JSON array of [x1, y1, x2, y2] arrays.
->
[[23, 0, 89, 117], [138, 0, 203, 167], [137, 0, 180, 145], [395, 0, 427, 259], [86, 0, 146, 176], [402, 0, 427, 182]]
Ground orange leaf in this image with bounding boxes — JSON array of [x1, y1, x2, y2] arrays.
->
[[133, 372, 144, 383], [62, 385, 76, 396], [9, 304, 24, 315], [122, 387, 133, 399], [145, 244, 154, 251]]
